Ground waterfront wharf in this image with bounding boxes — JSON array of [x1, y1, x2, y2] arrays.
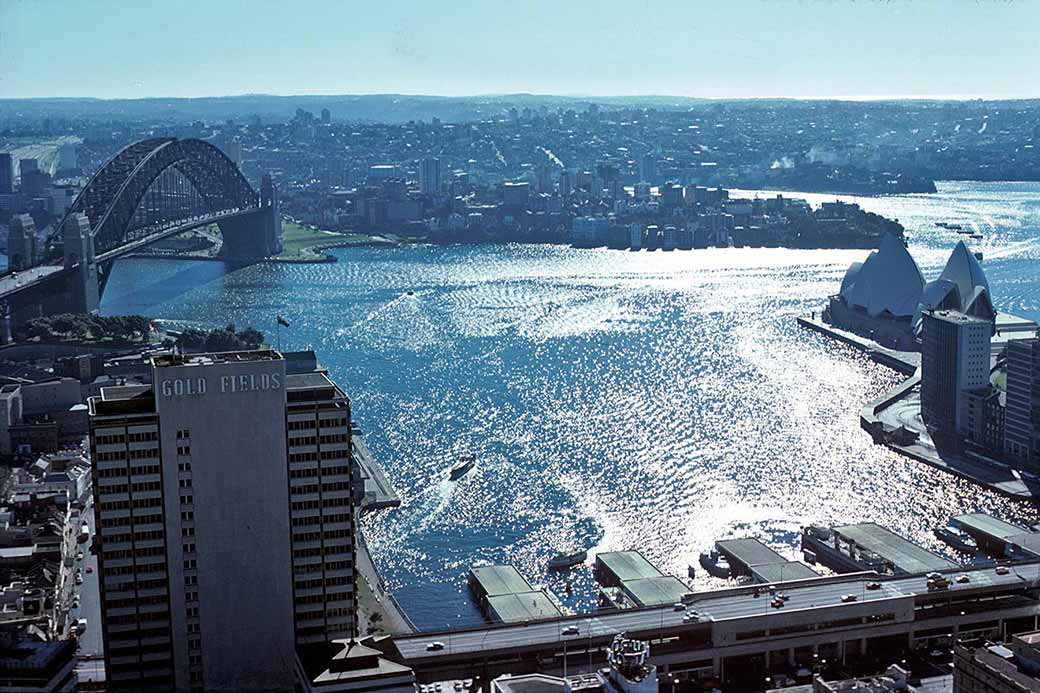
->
[[594, 551, 691, 608], [952, 513, 1040, 558], [806, 523, 958, 577], [715, 538, 819, 584], [468, 565, 563, 624]]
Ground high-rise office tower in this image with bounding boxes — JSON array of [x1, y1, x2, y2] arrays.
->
[[1005, 337, 1040, 470], [7, 214, 37, 270], [0, 152, 13, 194], [420, 157, 441, 195], [639, 153, 656, 184], [920, 309, 991, 435], [89, 351, 357, 691]]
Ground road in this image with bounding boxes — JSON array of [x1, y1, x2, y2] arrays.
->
[[70, 499, 103, 657]]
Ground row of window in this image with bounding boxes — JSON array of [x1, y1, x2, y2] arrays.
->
[[100, 513, 163, 529], [106, 577, 168, 594], [289, 481, 352, 495], [105, 545, 166, 560], [104, 561, 167, 576], [294, 558, 352, 574], [287, 416, 349, 431], [294, 574, 352, 590], [290, 496, 352, 511], [101, 497, 163, 511], [287, 434, 349, 447], [106, 594, 169, 609], [97, 448, 160, 462], [101, 528, 165, 545], [289, 449, 350, 463], [292, 528, 354, 543], [289, 464, 351, 479], [291, 512, 352, 527], [292, 544, 352, 559], [98, 480, 163, 495]]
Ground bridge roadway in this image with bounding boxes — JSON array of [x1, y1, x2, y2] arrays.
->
[[0, 265, 66, 299], [394, 561, 1040, 663], [0, 206, 260, 302]]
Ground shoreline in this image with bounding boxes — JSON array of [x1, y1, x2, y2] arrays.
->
[[797, 314, 1039, 502]]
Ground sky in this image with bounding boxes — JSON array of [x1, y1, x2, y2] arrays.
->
[[1, 0, 1038, 100]]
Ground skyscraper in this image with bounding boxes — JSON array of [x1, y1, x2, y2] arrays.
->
[[0, 152, 13, 195], [1005, 337, 1040, 470], [7, 214, 37, 270], [639, 153, 656, 184], [420, 157, 441, 195], [89, 350, 357, 691], [920, 309, 991, 435]]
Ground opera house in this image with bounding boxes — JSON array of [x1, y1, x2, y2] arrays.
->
[[824, 235, 995, 351]]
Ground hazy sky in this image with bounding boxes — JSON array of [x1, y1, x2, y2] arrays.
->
[[2, 0, 1038, 100]]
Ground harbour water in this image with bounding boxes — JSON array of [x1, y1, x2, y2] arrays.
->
[[100, 181, 1040, 630]]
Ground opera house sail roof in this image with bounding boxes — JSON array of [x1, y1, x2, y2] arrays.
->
[[838, 233, 925, 319], [914, 240, 995, 331]]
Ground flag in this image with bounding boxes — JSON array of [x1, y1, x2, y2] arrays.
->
[[277, 315, 290, 328]]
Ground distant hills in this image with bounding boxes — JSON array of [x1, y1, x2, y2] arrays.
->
[[2, 94, 1039, 125]]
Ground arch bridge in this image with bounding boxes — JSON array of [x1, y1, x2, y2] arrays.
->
[[1, 137, 282, 325]]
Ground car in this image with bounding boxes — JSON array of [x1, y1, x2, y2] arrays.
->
[[426, 641, 445, 651], [865, 581, 881, 590], [779, 593, 790, 601], [996, 565, 1010, 575], [926, 572, 942, 580], [74, 574, 83, 585], [75, 551, 84, 561], [841, 594, 857, 603], [771, 598, 785, 608], [71, 598, 80, 609], [955, 574, 970, 584], [561, 625, 579, 636], [86, 565, 93, 573], [74, 618, 87, 635], [672, 602, 686, 611], [683, 612, 698, 622], [927, 575, 950, 591]]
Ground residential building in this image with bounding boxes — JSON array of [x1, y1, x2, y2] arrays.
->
[[420, 157, 440, 195], [88, 350, 357, 691], [920, 310, 991, 435]]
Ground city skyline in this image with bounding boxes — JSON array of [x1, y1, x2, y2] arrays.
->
[[2, 0, 1039, 100]]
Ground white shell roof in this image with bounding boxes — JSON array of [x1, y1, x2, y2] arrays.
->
[[839, 233, 924, 318]]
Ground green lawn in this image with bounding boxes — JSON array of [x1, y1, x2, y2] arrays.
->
[[276, 221, 372, 260]]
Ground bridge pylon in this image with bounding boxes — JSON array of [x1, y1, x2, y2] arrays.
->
[[63, 213, 100, 314]]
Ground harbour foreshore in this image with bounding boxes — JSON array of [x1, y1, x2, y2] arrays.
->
[[351, 433, 416, 635], [798, 314, 1040, 502]]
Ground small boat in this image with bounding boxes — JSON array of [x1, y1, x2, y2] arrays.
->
[[970, 233, 983, 240], [934, 524, 978, 554], [406, 290, 415, 296], [699, 550, 732, 578], [548, 550, 587, 571], [448, 453, 476, 480], [946, 224, 964, 231]]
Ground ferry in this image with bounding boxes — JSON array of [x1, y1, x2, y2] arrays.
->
[[448, 453, 476, 480], [547, 550, 587, 571], [698, 549, 732, 579], [933, 524, 978, 554]]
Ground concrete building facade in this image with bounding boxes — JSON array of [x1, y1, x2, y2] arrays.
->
[[88, 350, 358, 691], [1006, 338, 1040, 471], [920, 310, 991, 435]]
